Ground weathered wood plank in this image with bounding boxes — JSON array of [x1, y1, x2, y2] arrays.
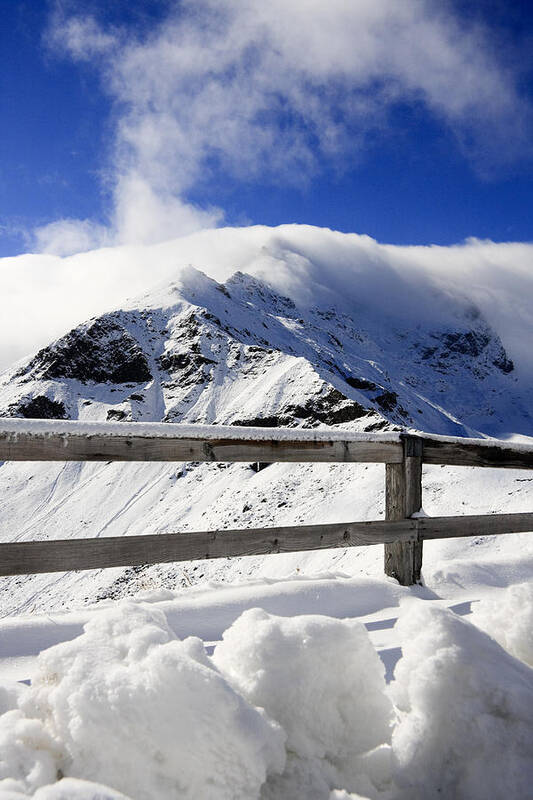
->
[[1, 513, 531, 576], [2, 421, 533, 470], [418, 512, 533, 539], [421, 438, 533, 470], [384, 462, 405, 521], [384, 436, 423, 585], [0, 431, 403, 464], [0, 519, 418, 576]]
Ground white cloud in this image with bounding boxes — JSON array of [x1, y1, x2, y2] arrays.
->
[[35, 0, 531, 256], [112, 174, 222, 246], [33, 218, 112, 257], [50, 14, 116, 61]]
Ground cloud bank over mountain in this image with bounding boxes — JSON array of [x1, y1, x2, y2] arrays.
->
[[3, 226, 533, 384]]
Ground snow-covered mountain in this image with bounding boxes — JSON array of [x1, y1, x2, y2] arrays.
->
[[1, 263, 527, 434], [1, 228, 532, 614]]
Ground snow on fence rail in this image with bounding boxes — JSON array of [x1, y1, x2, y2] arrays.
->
[[1, 420, 532, 585]]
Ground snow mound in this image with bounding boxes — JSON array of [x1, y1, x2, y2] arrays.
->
[[5, 602, 285, 800], [391, 604, 533, 800], [2, 599, 533, 799], [0, 711, 60, 796], [0, 778, 133, 799], [0, 683, 24, 717], [470, 582, 533, 667], [213, 608, 393, 799]]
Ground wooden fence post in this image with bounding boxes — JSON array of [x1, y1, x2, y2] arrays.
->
[[384, 435, 423, 585]]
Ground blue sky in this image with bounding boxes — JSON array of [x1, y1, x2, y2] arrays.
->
[[1, 0, 533, 257]]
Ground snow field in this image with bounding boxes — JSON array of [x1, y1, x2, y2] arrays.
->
[[1, 588, 532, 800]]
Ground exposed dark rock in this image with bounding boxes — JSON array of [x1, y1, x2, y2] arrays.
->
[[106, 409, 128, 421], [202, 311, 222, 326], [232, 416, 288, 428], [420, 346, 438, 360], [284, 391, 367, 425], [364, 419, 391, 432], [158, 351, 215, 391], [129, 394, 144, 402], [416, 325, 514, 379], [16, 396, 67, 419], [232, 387, 369, 428], [373, 390, 398, 412], [345, 376, 377, 392], [159, 352, 213, 371], [492, 353, 514, 374], [20, 318, 152, 384], [287, 387, 369, 425], [216, 283, 231, 298], [442, 331, 490, 358], [173, 311, 200, 341]]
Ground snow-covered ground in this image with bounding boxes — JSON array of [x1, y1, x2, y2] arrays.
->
[[1, 565, 532, 799]]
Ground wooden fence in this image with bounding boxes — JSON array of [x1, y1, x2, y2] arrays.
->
[[0, 421, 532, 585]]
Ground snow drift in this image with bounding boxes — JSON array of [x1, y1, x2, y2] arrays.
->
[[213, 609, 394, 799], [1, 599, 532, 800], [7, 602, 285, 800], [391, 604, 533, 799], [471, 581, 533, 668]]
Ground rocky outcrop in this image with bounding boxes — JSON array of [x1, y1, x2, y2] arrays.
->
[[9, 396, 67, 419], [232, 386, 372, 428], [416, 325, 514, 377], [19, 317, 152, 385]]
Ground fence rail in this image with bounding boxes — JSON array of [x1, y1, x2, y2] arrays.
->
[[1, 421, 532, 585], [2, 421, 533, 468], [1, 513, 533, 577]]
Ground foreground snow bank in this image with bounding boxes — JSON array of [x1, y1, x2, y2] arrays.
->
[[213, 609, 393, 798], [2, 603, 284, 800], [1, 597, 532, 800], [471, 581, 533, 667], [0, 778, 132, 799], [391, 604, 533, 800]]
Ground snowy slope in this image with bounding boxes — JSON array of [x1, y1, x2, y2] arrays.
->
[[0, 227, 532, 614]]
